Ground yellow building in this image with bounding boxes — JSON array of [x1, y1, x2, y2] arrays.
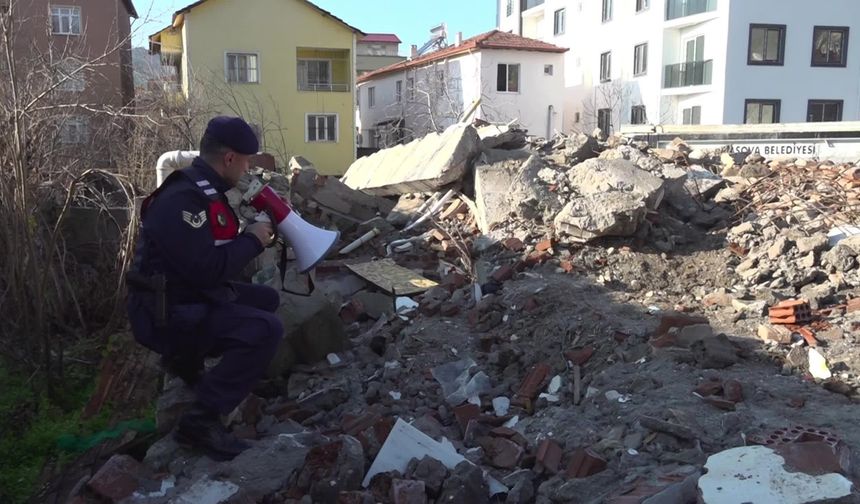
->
[[150, 0, 363, 175]]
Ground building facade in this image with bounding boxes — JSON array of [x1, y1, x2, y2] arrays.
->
[[357, 33, 406, 75], [150, 0, 362, 175], [356, 30, 566, 148], [498, 0, 860, 132], [2, 0, 137, 156]]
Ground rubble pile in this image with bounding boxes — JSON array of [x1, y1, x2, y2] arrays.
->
[[67, 123, 860, 504]]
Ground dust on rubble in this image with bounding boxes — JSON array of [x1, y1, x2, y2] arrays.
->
[[72, 124, 860, 503]]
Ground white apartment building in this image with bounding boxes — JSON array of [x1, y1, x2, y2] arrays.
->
[[356, 30, 567, 148], [497, 0, 860, 133]]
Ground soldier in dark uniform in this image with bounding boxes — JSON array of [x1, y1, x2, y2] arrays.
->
[[127, 116, 282, 460]]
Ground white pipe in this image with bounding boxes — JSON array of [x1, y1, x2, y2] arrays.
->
[[156, 150, 199, 187], [339, 228, 380, 255], [403, 189, 457, 232], [405, 192, 441, 228]]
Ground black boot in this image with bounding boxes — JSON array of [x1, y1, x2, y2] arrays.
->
[[160, 355, 204, 386], [174, 402, 250, 461]]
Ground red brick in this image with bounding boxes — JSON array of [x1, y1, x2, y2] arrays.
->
[[653, 313, 709, 338], [491, 264, 514, 282], [693, 379, 723, 397], [453, 403, 481, 435], [768, 300, 812, 325], [847, 298, 860, 314], [703, 397, 736, 411], [515, 363, 551, 401], [440, 302, 461, 317], [486, 437, 524, 469], [442, 271, 468, 289], [420, 300, 442, 316], [535, 239, 553, 252], [560, 260, 575, 273], [523, 297, 540, 312], [342, 412, 382, 436], [535, 439, 563, 474], [723, 379, 744, 403], [87, 455, 144, 502], [502, 237, 525, 252], [565, 347, 594, 366], [391, 479, 428, 504], [340, 299, 366, 323], [524, 251, 551, 266], [565, 448, 607, 479]]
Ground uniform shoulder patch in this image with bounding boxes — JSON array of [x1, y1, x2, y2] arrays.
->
[[182, 210, 207, 229]]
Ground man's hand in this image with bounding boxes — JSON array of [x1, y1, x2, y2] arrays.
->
[[246, 221, 275, 247]]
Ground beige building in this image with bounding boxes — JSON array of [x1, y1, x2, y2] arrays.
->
[[357, 33, 406, 75]]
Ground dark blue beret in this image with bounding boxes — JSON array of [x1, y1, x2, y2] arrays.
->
[[204, 116, 259, 155]]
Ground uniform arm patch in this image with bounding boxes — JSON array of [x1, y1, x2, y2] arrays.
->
[[182, 210, 208, 228]]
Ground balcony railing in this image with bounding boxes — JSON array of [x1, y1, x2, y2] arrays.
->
[[298, 82, 350, 92], [666, 0, 716, 20], [663, 60, 713, 88], [522, 0, 545, 11]]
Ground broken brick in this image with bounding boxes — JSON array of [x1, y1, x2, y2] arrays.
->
[[440, 302, 461, 317], [723, 379, 744, 403], [535, 239, 553, 252], [442, 271, 468, 290], [788, 397, 806, 408], [453, 403, 481, 435], [565, 346, 594, 366], [487, 437, 524, 469], [693, 379, 723, 397], [535, 439, 563, 474], [847, 298, 860, 314], [502, 237, 525, 252], [342, 412, 382, 437], [797, 327, 819, 347], [491, 264, 514, 282], [514, 363, 551, 403], [560, 260, 575, 273], [340, 299, 366, 324], [703, 396, 736, 411], [87, 455, 145, 502], [391, 479, 428, 504], [420, 300, 442, 316], [565, 448, 607, 479], [653, 313, 709, 338], [524, 251, 551, 266]]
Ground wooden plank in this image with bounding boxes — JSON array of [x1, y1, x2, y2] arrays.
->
[[346, 258, 438, 296]]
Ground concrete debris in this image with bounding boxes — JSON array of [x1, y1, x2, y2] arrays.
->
[[76, 128, 860, 504], [342, 123, 481, 196]]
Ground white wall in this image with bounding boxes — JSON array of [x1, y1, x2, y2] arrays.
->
[[498, 0, 860, 127], [479, 49, 565, 137], [723, 0, 860, 123], [357, 47, 565, 146]]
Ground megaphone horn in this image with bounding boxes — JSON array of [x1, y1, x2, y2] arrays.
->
[[243, 179, 340, 273]]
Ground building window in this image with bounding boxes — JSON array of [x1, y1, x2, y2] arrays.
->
[[396, 80, 402, 103], [744, 99, 781, 124], [631, 105, 647, 124], [226, 53, 258, 83], [506, 0, 513, 17], [811, 26, 849, 67], [597, 108, 611, 133], [306, 114, 338, 142], [554, 8, 566, 36], [496, 63, 520, 92], [574, 112, 581, 123], [600, 52, 611, 82], [602, 0, 612, 22], [544, 64, 554, 75], [50, 5, 81, 35], [633, 43, 648, 76], [57, 58, 84, 91], [807, 100, 843, 122], [748, 24, 786, 65], [59, 116, 88, 143], [368, 86, 375, 107], [407, 77, 414, 100], [297, 59, 331, 90], [682, 106, 701, 125], [636, 0, 649, 12]]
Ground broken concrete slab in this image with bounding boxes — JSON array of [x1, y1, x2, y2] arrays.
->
[[567, 158, 665, 210], [697, 445, 852, 504], [342, 123, 481, 196], [291, 167, 394, 221], [553, 192, 650, 242], [562, 133, 600, 164], [476, 123, 527, 150], [474, 154, 562, 234]]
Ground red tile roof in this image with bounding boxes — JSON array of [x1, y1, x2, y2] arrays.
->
[[360, 33, 402, 44], [357, 30, 567, 83]]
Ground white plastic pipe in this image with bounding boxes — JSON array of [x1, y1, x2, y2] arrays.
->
[[403, 189, 457, 232], [339, 228, 381, 255], [156, 150, 199, 187]]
